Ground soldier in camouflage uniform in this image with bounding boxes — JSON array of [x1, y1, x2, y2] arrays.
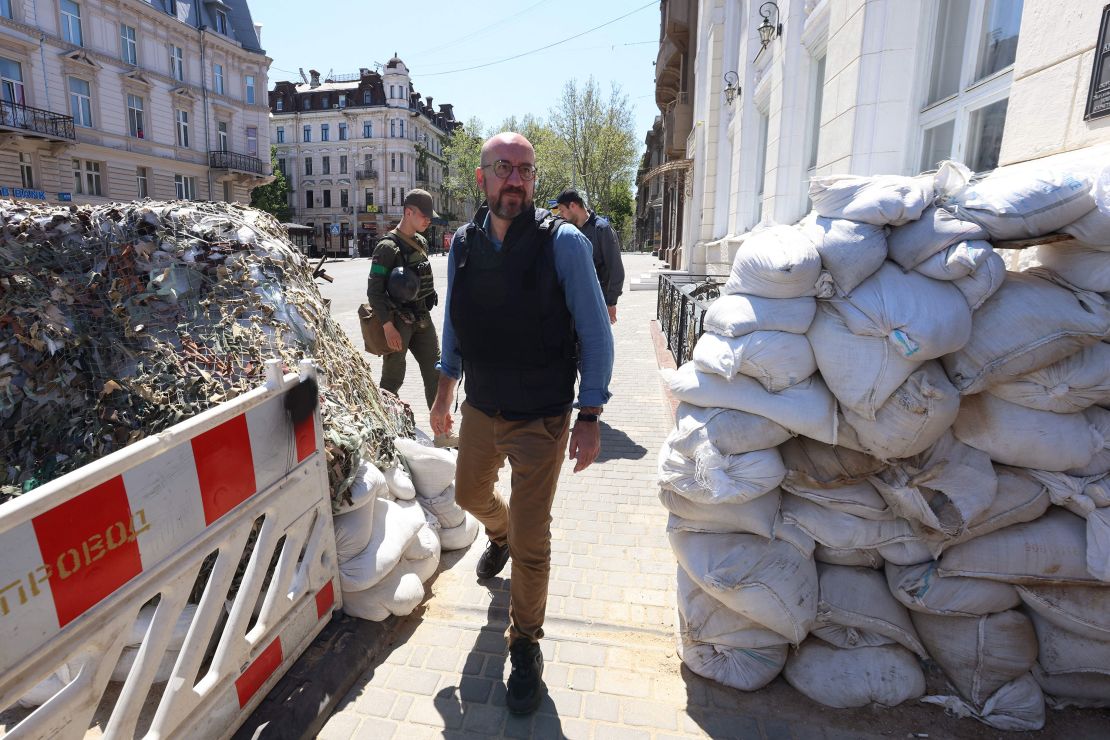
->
[[366, 189, 441, 408]]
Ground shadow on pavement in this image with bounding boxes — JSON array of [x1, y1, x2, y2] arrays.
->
[[595, 420, 649, 463]]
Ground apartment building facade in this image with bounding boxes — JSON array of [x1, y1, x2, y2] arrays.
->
[[642, 0, 1110, 274], [0, 0, 270, 208], [268, 56, 460, 253]]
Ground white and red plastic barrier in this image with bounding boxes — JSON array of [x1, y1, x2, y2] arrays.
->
[[0, 359, 340, 739]]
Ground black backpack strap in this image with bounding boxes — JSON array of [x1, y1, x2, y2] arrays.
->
[[453, 224, 474, 269]]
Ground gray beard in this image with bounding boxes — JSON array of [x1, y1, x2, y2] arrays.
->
[[489, 189, 528, 220]]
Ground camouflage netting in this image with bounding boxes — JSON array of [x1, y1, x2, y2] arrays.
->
[[0, 199, 413, 508]]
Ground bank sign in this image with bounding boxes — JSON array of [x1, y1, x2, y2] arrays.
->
[[0, 187, 73, 201]]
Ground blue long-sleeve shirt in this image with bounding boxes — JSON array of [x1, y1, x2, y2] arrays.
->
[[437, 215, 614, 409]]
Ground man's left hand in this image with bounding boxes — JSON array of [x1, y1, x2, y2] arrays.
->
[[607, 305, 617, 324], [568, 420, 601, 473]]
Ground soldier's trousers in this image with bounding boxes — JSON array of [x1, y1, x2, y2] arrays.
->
[[379, 314, 440, 408]]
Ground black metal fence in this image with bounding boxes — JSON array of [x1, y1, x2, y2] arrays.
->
[[657, 273, 725, 366], [0, 100, 75, 141], [208, 150, 266, 175]]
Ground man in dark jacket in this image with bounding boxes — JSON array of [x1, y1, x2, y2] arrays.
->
[[555, 189, 625, 324], [365, 189, 440, 408], [430, 133, 613, 715]]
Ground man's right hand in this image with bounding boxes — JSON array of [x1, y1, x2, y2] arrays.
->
[[430, 374, 458, 437], [383, 321, 403, 352]]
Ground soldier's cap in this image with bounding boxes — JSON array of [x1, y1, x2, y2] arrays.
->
[[403, 189, 440, 220]]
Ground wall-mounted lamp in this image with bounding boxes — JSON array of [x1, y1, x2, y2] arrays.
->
[[758, 2, 782, 49], [723, 71, 740, 105]]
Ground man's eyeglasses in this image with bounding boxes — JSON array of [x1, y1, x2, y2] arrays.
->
[[481, 160, 538, 181]]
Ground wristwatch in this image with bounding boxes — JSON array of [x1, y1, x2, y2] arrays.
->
[[576, 406, 602, 424]]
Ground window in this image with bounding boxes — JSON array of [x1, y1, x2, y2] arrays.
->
[[340, 189, 348, 208], [338, 122, 347, 140], [213, 63, 224, 95], [246, 126, 257, 156], [918, 0, 1023, 172], [127, 94, 144, 138], [303, 124, 311, 142], [0, 0, 12, 19], [391, 187, 397, 206], [390, 119, 396, 137], [19, 152, 33, 188], [276, 98, 284, 111], [245, 75, 255, 104], [363, 121, 372, 138], [277, 158, 286, 175], [323, 190, 331, 208], [302, 97, 310, 110], [339, 155, 347, 174], [217, 120, 228, 150], [399, 155, 404, 173], [754, 111, 769, 223], [170, 46, 184, 81], [174, 174, 196, 200], [175, 108, 189, 148], [276, 126, 284, 144], [321, 123, 329, 141], [121, 24, 137, 65], [168, 0, 177, 15], [223, 181, 232, 201], [807, 56, 826, 174], [305, 189, 314, 208], [322, 155, 330, 175], [1, 58, 26, 106], [399, 120, 404, 138], [321, 95, 329, 108], [72, 159, 101, 196], [136, 166, 148, 198], [338, 94, 347, 108], [213, 9, 229, 35], [304, 156, 312, 175], [362, 90, 371, 105], [68, 77, 92, 127], [390, 153, 396, 172], [364, 188, 374, 206], [60, 1, 82, 46]]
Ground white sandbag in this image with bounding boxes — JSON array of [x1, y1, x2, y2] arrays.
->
[[807, 302, 921, 420], [677, 636, 788, 692], [779, 477, 890, 521], [813, 564, 925, 657], [335, 460, 388, 514], [944, 465, 1050, 547], [770, 518, 817, 558], [18, 665, 76, 708], [670, 530, 817, 644], [702, 294, 816, 337], [783, 641, 925, 708], [658, 439, 785, 505], [1033, 664, 1110, 709], [666, 363, 837, 444], [404, 520, 441, 562], [667, 402, 792, 458], [888, 205, 988, 270], [1036, 240, 1110, 293], [886, 561, 1020, 617], [951, 250, 1006, 310], [914, 239, 995, 281], [338, 497, 426, 592], [677, 567, 786, 649], [394, 436, 456, 498], [780, 494, 918, 551], [921, 674, 1046, 732], [1018, 584, 1110, 642], [1069, 405, 1110, 476], [869, 432, 997, 539], [987, 343, 1110, 414], [838, 362, 961, 461], [943, 269, 1110, 395], [659, 487, 780, 538], [112, 647, 181, 684], [827, 263, 972, 362], [875, 538, 938, 566], [913, 610, 1038, 707], [692, 331, 815, 391], [383, 463, 417, 501], [417, 483, 466, 530], [1062, 206, 1110, 249], [813, 545, 884, 569], [953, 392, 1102, 471], [1028, 470, 1109, 518], [333, 494, 378, 563], [440, 513, 479, 551], [723, 226, 822, 298], [938, 508, 1097, 585], [1030, 611, 1110, 679], [342, 546, 441, 622], [779, 436, 888, 486], [809, 173, 932, 227], [112, 602, 200, 683], [797, 214, 887, 294], [949, 167, 1095, 241]]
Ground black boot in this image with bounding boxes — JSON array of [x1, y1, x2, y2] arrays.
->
[[476, 540, 510, 579], [506, 638, 544, 714]]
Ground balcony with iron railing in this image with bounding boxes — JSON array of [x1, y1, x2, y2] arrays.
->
[[356, 169, 379, 180], [0, 100, 76, 142], [208, 150, 266, 176]]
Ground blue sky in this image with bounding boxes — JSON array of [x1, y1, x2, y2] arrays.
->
[[255, 0, 661, 144]]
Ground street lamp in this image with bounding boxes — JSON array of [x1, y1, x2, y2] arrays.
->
[[758, 2, 782, 49], [723, 71, 740, 106]]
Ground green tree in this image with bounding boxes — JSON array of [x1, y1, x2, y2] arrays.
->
[[603, 181, 635, 246], [443, 117, 487, 217], [250, 146, 292, 222], [498, 115, 573, 207]]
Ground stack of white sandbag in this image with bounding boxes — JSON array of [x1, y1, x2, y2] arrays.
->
[[661, 158, 1110, 729], [394, 436, 480, 551]]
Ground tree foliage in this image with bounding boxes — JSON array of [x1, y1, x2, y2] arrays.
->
[[443, 117, 487, 218], [250, 147, 292, 223]]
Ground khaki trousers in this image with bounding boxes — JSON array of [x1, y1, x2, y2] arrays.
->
[[454, 401, 571, 643], [379, 314, 440, 409]]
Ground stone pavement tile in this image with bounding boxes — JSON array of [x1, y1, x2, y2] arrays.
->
[[352, 717, 400, 738], [761, 718, 798, 740], [598, 669, 652, 698], [503, 712, 535, 739], [533, 712, 572, 740], [621, 698, 679, 731], [316, 711, 361, 740], [560, 717, 593, 740], [593, 723, 651, 740], [543, 661, 570, 689], [424, 646, 462, 672], [407, 645, 430, 667], [457, 676, 495, 703], [584, 693, 621, 722], [569, 666, 596, 692], [460, 652, 484, 676], [558, 641, 607, 667], [538, 686, 583, 719], [349, 685, 397, 718], [411, 623, 463, 648], [408, 695, 462, 729], [389, 694, 413, 721], [383, 666, 441, 696], [683, 709, 762, 739], [461, 703, 505, 735]]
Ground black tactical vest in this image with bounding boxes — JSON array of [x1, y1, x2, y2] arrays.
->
[[382, 230, 436, 312], [450, 207, 578, 418]]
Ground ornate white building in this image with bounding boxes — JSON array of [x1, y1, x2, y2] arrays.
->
[[268, 56, 460, 253], [0, 0, 271, 206]]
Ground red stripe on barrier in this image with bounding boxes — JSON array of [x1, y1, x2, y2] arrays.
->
[[192, 414, 257, 526], [294, 413, 315, 463], [235, 637, 284, 709], [315, 580, 335, 620], [32, 476, 144, 628]]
